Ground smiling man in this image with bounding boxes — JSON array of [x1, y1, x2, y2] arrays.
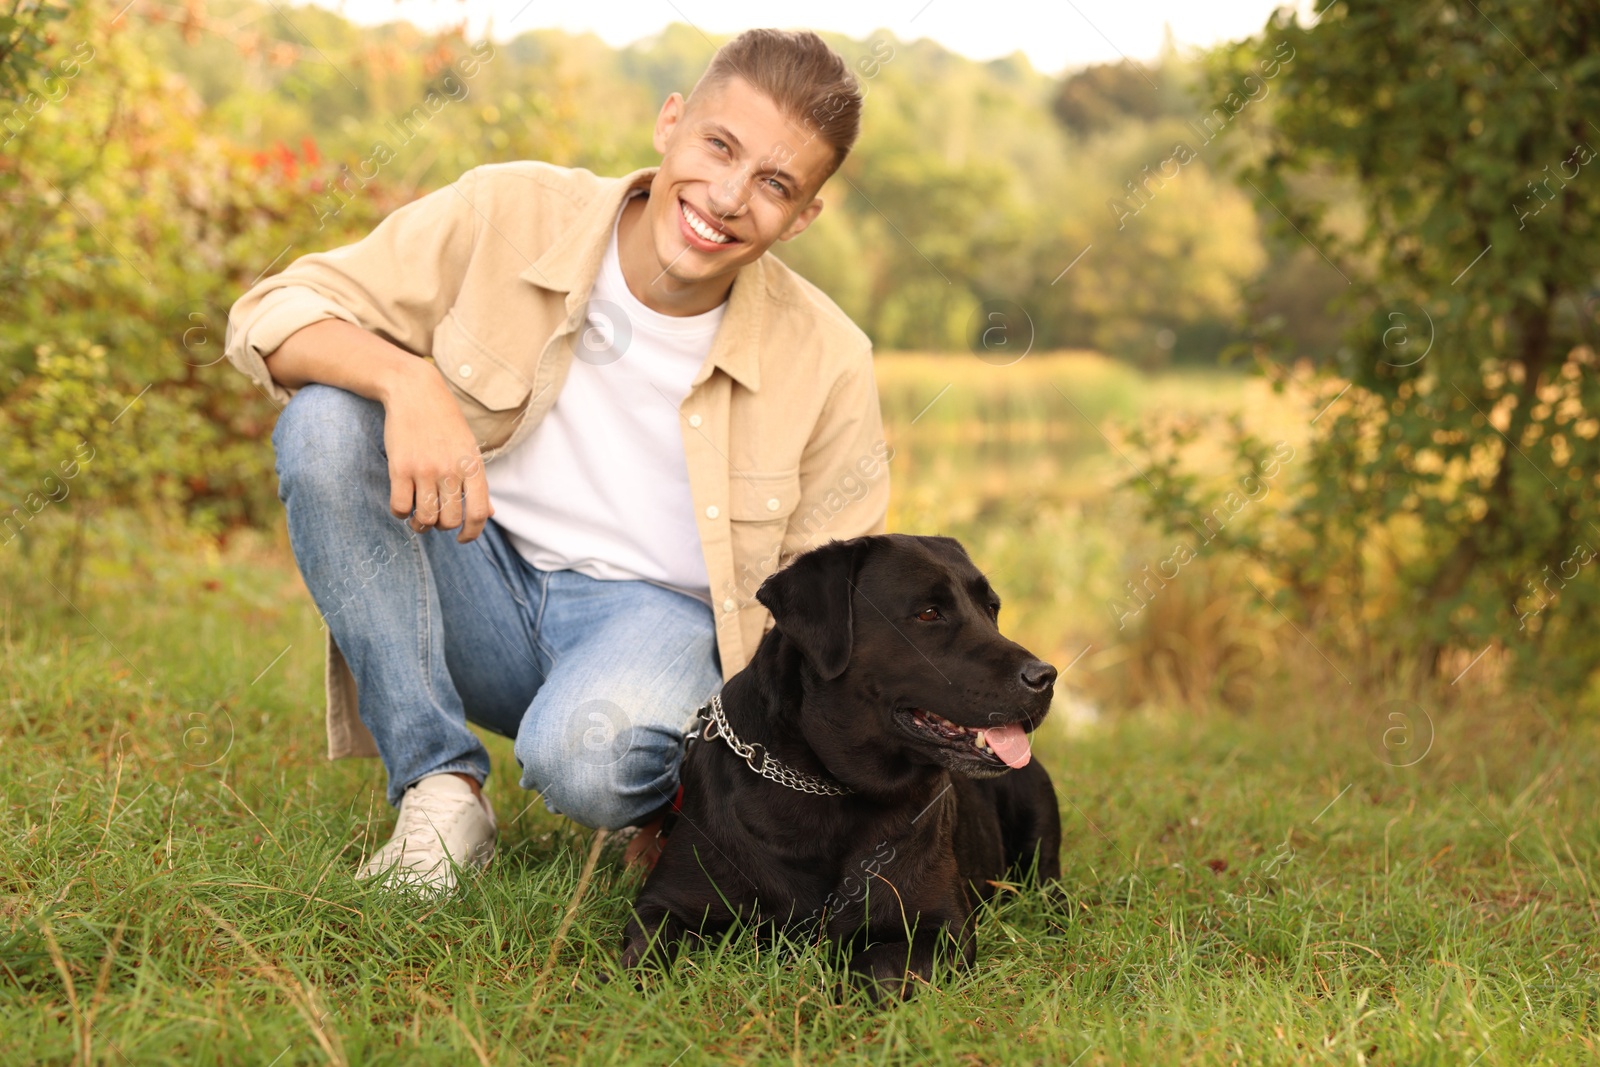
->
[[223, 30, 890, 893]]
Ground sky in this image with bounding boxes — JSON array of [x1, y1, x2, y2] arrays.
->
[[305, 0, 1315, 76]]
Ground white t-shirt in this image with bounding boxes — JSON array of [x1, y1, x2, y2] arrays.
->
[[484, 193, 724, 604]]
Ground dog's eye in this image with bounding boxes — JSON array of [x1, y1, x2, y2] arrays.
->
[[987, 603, 1000, 621], [916, 607, 942, 622]]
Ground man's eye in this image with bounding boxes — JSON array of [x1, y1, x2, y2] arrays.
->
[[709, 137, 729, 151], [916, 607, 942, 622]]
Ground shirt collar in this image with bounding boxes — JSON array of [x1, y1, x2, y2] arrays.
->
[[519, 165, 765, 394]]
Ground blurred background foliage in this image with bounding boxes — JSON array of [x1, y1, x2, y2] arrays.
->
[[0, 0, 1340, 527], [1124, 0, 1600, 695], [2, 0, 1597, 704]]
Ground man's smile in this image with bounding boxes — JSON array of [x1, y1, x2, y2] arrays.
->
[[678, 196, 741, 249]]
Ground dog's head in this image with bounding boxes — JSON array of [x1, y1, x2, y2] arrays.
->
[[755, 534, 1056, 780]]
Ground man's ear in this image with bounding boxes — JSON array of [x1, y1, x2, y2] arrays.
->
[[778, 197, 823, 242], [755, 537, 873, 680], [653, 92, 686, 155]]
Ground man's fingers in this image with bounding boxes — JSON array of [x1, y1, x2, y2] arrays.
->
[[436, 474, 465, 534], [412, 483, 442, 530], [390, 445, 486, 537], [459, 466, 493, 543], [390, 474, 416, 522]]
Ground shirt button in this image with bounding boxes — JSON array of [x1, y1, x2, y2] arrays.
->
[[458, 363, 473, 378], [705, 505, 720, 519], [687, 414, 702, 428], [722, 598, 737, 613], [766, 498, 780, 511]]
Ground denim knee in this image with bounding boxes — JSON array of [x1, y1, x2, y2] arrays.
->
[[271, 383, 385, 501], [516, 723, 680, 830]]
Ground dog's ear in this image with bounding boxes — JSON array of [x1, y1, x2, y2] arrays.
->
[[756, 537, 873, 681]]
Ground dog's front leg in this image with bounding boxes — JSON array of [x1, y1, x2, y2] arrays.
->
[[824, 840, 976, 1000], [622, 829, 748, 973], [621, 904, 689, 972], [828, 892, 974, 1001], [842, 916, 971, 1003]]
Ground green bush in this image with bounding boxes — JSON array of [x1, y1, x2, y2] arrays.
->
[[1127, 0, 1600, 694]]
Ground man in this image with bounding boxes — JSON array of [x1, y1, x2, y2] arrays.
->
[[224, 29, 891, 893]]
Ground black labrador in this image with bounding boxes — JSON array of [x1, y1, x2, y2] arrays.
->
[[621, 533, 1061, 999]]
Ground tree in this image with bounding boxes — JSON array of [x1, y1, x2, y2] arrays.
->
[[0, 0, 69, 98], [1131, 0, 1600, 692]]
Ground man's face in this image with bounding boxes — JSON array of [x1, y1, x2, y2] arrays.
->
[[643, 76, 839, 289]]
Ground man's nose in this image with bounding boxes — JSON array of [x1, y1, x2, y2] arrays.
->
[[708, 174, 752, 219]]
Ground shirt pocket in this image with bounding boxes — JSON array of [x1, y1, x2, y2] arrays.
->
[[729, 467, 801, 523], [431, 312, 534, 449], [726, 468, 801, 603]]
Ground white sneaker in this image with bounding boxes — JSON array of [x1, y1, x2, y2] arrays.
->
[[357, 773, 497, 896]]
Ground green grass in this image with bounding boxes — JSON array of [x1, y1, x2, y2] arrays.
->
[[3, 356, 1598, 1064]]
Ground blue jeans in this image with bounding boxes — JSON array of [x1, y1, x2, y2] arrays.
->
[[270, 383, 724, 827]]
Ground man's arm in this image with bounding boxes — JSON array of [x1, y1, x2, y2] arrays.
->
[[265, 320, 494, 541], [225, 169, 493, 541]]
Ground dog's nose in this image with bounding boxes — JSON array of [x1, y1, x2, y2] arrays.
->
[[1020, 659, 1056, 691]]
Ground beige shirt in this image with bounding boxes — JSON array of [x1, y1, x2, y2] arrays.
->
[[224, 161, 891, 760]]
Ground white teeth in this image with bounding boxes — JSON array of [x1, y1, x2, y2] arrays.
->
[[914, 709, 995, 750], [681, 200, 731, 244]]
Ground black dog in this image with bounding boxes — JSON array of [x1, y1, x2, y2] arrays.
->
[[621, 534, 1061, 999]]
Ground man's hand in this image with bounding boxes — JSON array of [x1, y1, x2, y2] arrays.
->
[[382, 364, 495, 542], [263, 318, 495, 543]]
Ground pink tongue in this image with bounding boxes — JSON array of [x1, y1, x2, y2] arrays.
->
[[986, 723, 1032, 768]]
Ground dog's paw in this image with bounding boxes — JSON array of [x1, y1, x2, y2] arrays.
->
[[620, 913, 687, 977], [843, 942, 935, 1004], [619, 933, 658, 973]]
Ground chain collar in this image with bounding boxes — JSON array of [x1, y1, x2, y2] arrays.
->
[[693, 693, 855, 797]]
